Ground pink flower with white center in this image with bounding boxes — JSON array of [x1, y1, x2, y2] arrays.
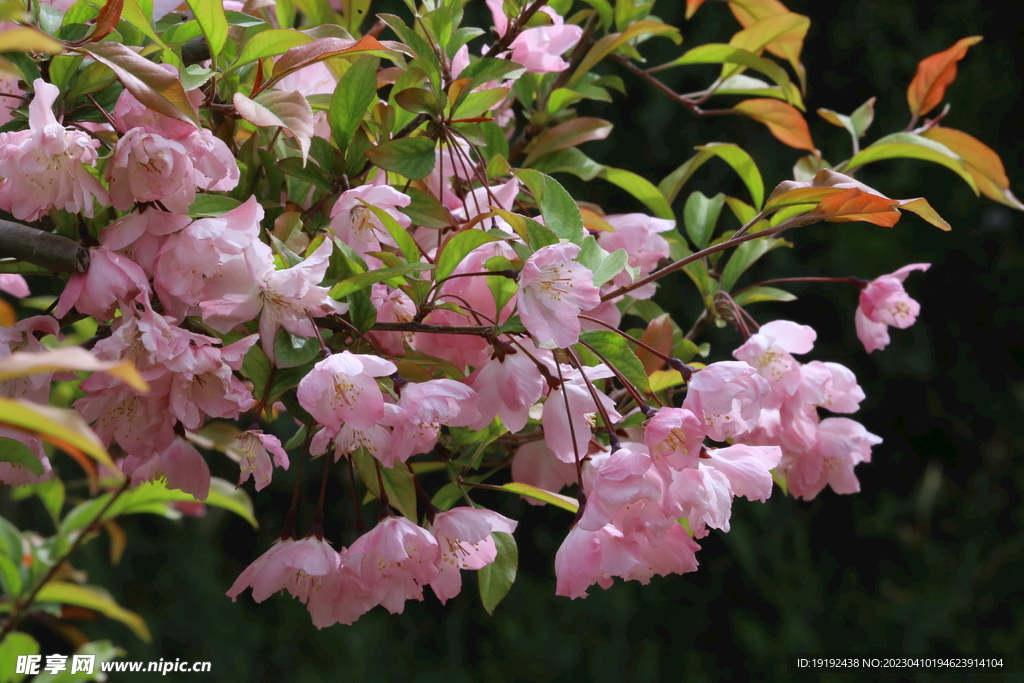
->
[[0, 274, 29, 298], [798, 361, 865, 414], [597, 214, 673, 300], [623, 523, 701, 586], [578, 447, 660, 531], [227, 536, 340, 604], [106, 128, 196, 212], [54, 248, 151, 322], [100, 210, 192, 277], [235, 430, 290, 491], [663, 465, 733, 536], [682, 361, 770, 442], [345, 516, 441, 614], [306, 560, 378, 628], [702, 444, 782, 503], [466, 340, 546, 432], [413, 308, 492, 371], [297, 351, 397, 432], [385, 379, 481, 463], [0, 80, 108, 221], [329, 184, 411, 259], [856, 263, 930, 353], [784, 418, 881, 500], [511, 439, 578, 503], [542, 363, 622, 463], [1, 316, 61, 403], [555, 524, 642, 598], [487, 0, 583, 73], [733, 320, 817, 397], [643, 407, 706, 472], [124, 435, 211, 499], [428, 507, 518, 604], [518, 242, 601, 348], [310, 417, 395, 465]]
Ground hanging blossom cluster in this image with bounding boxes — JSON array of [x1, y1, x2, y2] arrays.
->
[[0, 0, 955, 631]]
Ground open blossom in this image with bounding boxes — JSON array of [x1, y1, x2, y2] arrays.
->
[[124, 435, 211, 499], [106, 128, 196, 212], [344, 516, 440, 614], [856, 263, 930, 353], [297, 352, 397, 431], [644, 407, 706, 471], [0, 79, 108, 221], [227, 536, 340, 604], [784, 418, 882, 500], [487, 0, 583, 73], [235, 431, 290, 491], [733, 320, 817, 397], [329, 184, 412, 259], [518, 242, 601, 348], [542, 363, 622, 463], [467, 343, 546, 433], [54, 248, 151, 321], [0, 274, 29, 298], [385, 380, 481, 463], [428, 507, 518, 604], [578, 447, 660, 531], [683, 361, 770, 442], [596, 214, 673, 300]]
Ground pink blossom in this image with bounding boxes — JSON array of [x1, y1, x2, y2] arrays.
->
[[555, 524, 637, 599], [296, 351, 397, 432], [518, 242, 601, 348], [784, 418, 882, 500], [310, 417, 394, 464], [578, 447, 660, 531], [510, 439, 578, 502], [54, 248, 151, 321], [856, 263, 930, 353], [76, 368, 177, 458], [0, 426, 53, 487], [597, 214, 673, 300], [450, 179, 520, 223], [227, 536, 340, 604], [428, 507, 518, 604], [235, 431, 289, 492], [798, 361, 865, 414], [0, 80, 108, 220], [125, 435, 211, 499], [99, 209, 191, 268], [542, 363, 622, 463], [466, 341, 546, 432], [345, 516, 441, 614], [643, 407, 705, 472], [0, 69, 23, 129], [367, 284, 415, 355], [329, 184, 412, 259], [733, 320, 817, 396], [0, 274, 29, 298], [385, 379, 481, 463], [487, 1, 583, 73], [1, 316, 61, 403], [106, 128, 196, 212], [702, 444, 782, 503], [682, 361, 770, 442]]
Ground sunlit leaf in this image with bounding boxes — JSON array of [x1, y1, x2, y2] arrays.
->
[[597, 167, 674, 220], [523, 117, 613, 167], [365, 137, 436, 179], [478, 532, 517, 615], [234, 90, 314, 163], [0, 348, 146, 392], [186, 0, 229, 55], [844, 132, 977, 194], [733, 98, 815, 151], [660, 143, 764, 208], [500, 482, 578, 512], [230, 29, 313, 70], [516, 170, 584, 244], [907, 36, 982, 117], [922, 126, 1024, 210], [330, 55, 378, 155], [436, 230, 503, 281], [0, 27, 63, 54], [578, 329, 651, 394], [0, 398, 117, 474], [35, 583, 151, 642]]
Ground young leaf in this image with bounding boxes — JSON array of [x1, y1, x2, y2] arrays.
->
[[569, 20, 682, 87], [34, 583, 151, 642], [578, 329, 651, 393], [230, 29, 313, 70], [733, 98, 815, 151], [683, 191, 725, 249], [516, 170, 584, 243], [352, 450, 417, 520], [660, 143, 764, 208], [329, 55, 378, 155], [329, 263, 434, 299], [266, 35, 392, 89], [597, 167, 674, 220], [365, 137, 436, 179], [844, 132, 977, 194], [0, 27, 63, 54], [185, 0, 229, 55], [478, 532, 518, 615], [726, 9, 810, 91], [719, 235, 789, 291], [0, 437, 43, 475], [234, 90, 314, 164], [922, 127, 1024, 210], [0, 397, 118, 474], [731, 286, 796, 306], [500, 482, 578, 512], [522, 117, 613, 167], [807, 188, 901, 227], [436, 230, 503, 281], [907, 36, 982, 117]]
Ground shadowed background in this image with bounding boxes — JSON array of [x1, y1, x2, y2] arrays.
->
[[7, 0, 1023, 680]]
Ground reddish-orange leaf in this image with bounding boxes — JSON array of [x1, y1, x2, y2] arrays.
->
[[733, 98, 815, 151], [906, 36, 982, 117], [922, 126, 1024, 210], [636, 314, 674, 376], [685, 0, 707, 19], [809, 188, 901, 227]]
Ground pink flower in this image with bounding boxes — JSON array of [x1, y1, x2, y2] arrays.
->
[[542, 363, 622, 463], [345, 516, 440, 614], [428, 507, 518, 604], [578, 447, 660, 531], [487, 1, 583, 73], [510, 439, 578, 502], [0, 80, 108, 220], [702, 444, 782, 503], [643, 407, 705, 472], [106, 128, 196, 212], [784, 418, 882, 500], [125, 435, 211, 499], [798, 361, 865, 414], [0, 426, 53, 487], [235, 431, 290, 491], [385, 379, 481, 463], [683, 361, 770, 442], [856, 263, 930, 353], [554, 524, 638, 599], [466, 340, 546, 432], [329, 184, 411, 259], [54, 248, 151, 322], [76, 368, 177, 458], [733, 320, 817, 396], [0, 274, 29, 298], [518, 242, 601, 348], [1, 316, 61, 403], [597, 214, 673, 300], [367, 284, 415, 355], [296, 351, 397, 432], [227, 536, 340, 604]]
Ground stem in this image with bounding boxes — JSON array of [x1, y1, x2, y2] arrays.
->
[[0, 220, 90, 273], [310, 450, 333, 540], [0, 478, 131, 640], [565, 347, 620, 452], [484, 0, 552, 59], [611, 55, 739, 118], [553, 356, 586, 496], [575, 337, 654, 410], [345, 454, 365, 536], [746, 276, 866, 289], [373, 459, 391, 517], [282, 422, 313, 540]]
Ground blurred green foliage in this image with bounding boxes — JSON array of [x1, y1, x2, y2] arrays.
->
[[4, 0, 1023, 680]]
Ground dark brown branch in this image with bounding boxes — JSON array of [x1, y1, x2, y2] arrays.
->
[[0, 220, 89, 273], [611, 54, 736, 117]]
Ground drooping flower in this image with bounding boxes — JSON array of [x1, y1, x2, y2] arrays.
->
[[428, 507, 518, 604], [682, 361, 770, 442], [344, 516, 441, 614], [227, 536, 340, 604], [643, 407, 706, 472], [296, 352, 397, 432], [54, 248, 151, 322], [106, 127, 196, 212], [518, 242, 601, 348], [542, 363, 622, 463], [856, 263, 930, 353], [384, 379, 481, 464], [328, 184, 412, 259], [124, 435, 211, 500], [487, 0, 583, 73], [235, 430, 290, 491], [733, 320, 817, 397]]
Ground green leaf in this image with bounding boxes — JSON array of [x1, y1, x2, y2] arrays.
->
[[522, 117, 613, 168], [451, 58, 526, 110], [655, 43, 800, 107], [0, 27, 63, 54], [361, 201, 420, 264], [80, 42, 199, 128], [0, 554, 22, 599], [732, 286, 796, 306], [720, 236, 789, 292], [0, 516, 20, 559], [516, 169, 583, 243], [272, 328, 320, 369], [60, 478, 257, 535], [530, 148, 606, 181], [849, 97, 876, 137], [660, 143, 764, 208], [365, 137, 436, 179], [0, 633, 39, 681], [230, 29, 313, 70], [185, 0, 228, 56], [329, 55, 378, 155], [569, 20, 681, 87], [0, 437, 43, 476], [329, 263, 434, 299], [35, 582, 151, 642], [598, 167, 674, 219], [347, 288, 377, 333], [576, 235, 628, 288], [0, 398, 117, 473], [478, 531, 517, 615], [234, 90, 314, 163], [683, 191, 725, 249], [400, 187, 450, 228], [843, 132, 978, 194], [578, 329, 651, 393], [435, 230, 503, 281], [188, 194, 242, 216], [500, 483, 578, 512], [452, 87, 508, 120], [352, 450, 416, 520]]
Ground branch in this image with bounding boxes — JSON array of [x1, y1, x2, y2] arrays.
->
[[0, 220, 89, 273], [611, 55, 736, 117]]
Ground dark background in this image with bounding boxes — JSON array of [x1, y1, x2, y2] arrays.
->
[[10, 0, 1024, 680]]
